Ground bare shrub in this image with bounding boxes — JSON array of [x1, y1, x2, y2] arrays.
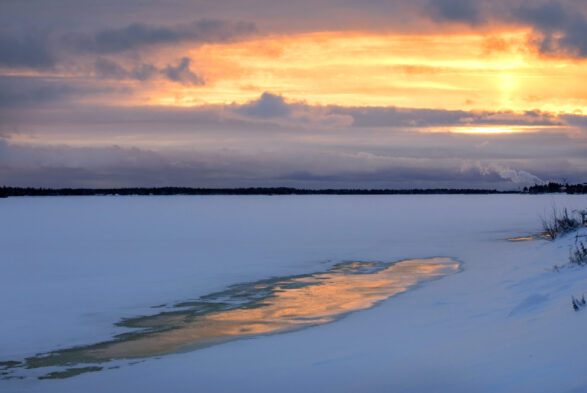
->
[[572, 295, 586, 311], [541, 207, 581, 239], [569, 239, 587, 266], [575, 209, 587, 226]]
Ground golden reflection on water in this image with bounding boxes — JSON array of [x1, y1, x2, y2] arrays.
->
[[507, 234, 551, 241], [507, 236, 535, 242], [3, 257, 460, 380], [88, 257, 459, 360]]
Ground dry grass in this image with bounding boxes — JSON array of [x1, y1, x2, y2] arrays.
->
[[540, 207, 581, 239], [570, 238, 587, 266], [572, 295, 586, 311]]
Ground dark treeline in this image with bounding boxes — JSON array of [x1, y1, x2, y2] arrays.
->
[[525, 182, 586, 194], [1, 183, 584, 198], [1, 186, 507, 197]]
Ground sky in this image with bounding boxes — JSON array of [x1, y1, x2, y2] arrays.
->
[[0, 0, 586, 189]]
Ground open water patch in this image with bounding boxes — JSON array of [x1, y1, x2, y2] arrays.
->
[[1, 257, 460, 380]]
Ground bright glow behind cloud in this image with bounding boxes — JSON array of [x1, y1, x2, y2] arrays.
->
[[145, 31, 587, 113], [1, 0, 586, 188]]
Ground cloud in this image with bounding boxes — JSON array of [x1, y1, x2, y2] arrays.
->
[[0, 76, 129, 108], [2, 89, 581, 132], [0, 115, 584, 189], [0, 19, 257, 73], [161, 57, 204, 86], [132, 64, 159, 81], [330, 106, 562, 128], [235, 92, 291, 118], [93, 58, 158, 81], [232, 93, 563, 130], [226, 94, 569, 130], [561, 114, 587, 127], [2, 138, 577, 189], [94, 57, 203, 85], [233, 93, 353, 128], [0, 76, 74, 107], [61, 19, 257, 54], [427, 0, 481, 24], [420, 0, 587, 59], [0, 88, 584, 189], [513, 1, 568, 30], [94, 58, 133, 80], [0, 30, 54, 69], [512, 1, 587, 58]]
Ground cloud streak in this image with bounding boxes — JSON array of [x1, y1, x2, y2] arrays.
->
[[427, 0, 481, 25], [61, 19, 257, 54], [0, 76, 129, 108], [161, 57, 204, 86], [0, 29, 54, 69], [93, 58, 158, 81], [0, 138, 579, 189], [94, 57, 204, 85]]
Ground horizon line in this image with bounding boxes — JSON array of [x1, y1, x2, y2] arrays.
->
[[2, 183, 585, 197]]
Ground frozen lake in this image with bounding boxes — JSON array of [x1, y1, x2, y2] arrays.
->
[[1, 194, 586, 392]]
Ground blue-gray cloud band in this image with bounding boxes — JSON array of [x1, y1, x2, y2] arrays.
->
[[60, 19, 257, 54], [0, 18, 257, 71]]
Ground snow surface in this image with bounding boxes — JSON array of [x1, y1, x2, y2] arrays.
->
[[1, 194, 586, 392]]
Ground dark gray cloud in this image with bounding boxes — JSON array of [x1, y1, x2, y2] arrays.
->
[[0, 30, 54, 69], [133, 63, 159, 81], [0, 18, 257, 74], [94, 57, 204, 85], [0, 91, 584, 189], [513, 1, 567, 30], [422, 0, 587, 58], [94, 58, 158, 81], [427, 0, 481, 24], [2, 0, 587, 75], [0, 76, 74, 107], [512, 1, 587, 58], [0, 137, 583, 189], [425, 0, 587, 58], [561, 114, 587, 127], [61, 19, 257, 54], [231, 94, 563, 128], [232, 93, 352, 128], [235, 92, 291, 118], [223, 93, 565, 128], [161, 57, 204, 86], [0, 76, 129, 108], [1, 90, 581, 129], [331, 106, 562, 127], [94, 58, 133, 80]]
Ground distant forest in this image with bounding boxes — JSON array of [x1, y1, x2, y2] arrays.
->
[[0, 183, 585, 198]]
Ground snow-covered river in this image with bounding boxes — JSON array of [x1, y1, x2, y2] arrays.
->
[[1, 194, 586, 392]]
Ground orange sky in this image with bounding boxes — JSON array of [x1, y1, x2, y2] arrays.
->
[[1, 0, 586, 188], [118, 30, 587, 115], [12, 29, 585, 119]]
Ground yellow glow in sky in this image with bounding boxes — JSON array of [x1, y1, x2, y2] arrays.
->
[[446, 125, 555, 134], [137, 30, 587, 114]]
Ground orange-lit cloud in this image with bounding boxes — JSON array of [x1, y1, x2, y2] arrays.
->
[[1, 1, 586, 188], [133, 30, 586, 114], [4, 29, 586, 115]]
